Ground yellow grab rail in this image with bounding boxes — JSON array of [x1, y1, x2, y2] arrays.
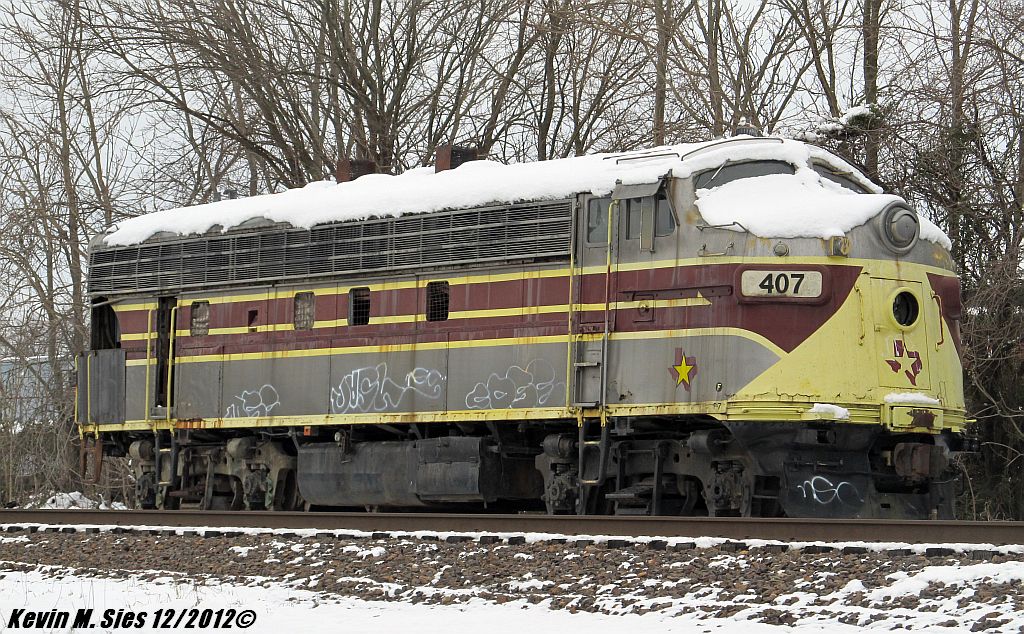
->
[[145, 308, 154, 430]]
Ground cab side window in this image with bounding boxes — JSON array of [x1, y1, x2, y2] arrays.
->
[[626, 195, 676, 239], [655, 196, 676, 236], [586, 197, 611, 244]]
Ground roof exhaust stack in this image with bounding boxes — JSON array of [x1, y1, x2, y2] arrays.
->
[[211, 188, 238, 202], [435, 145, 480, 173], [335, 158, 379, 183], [733, 117, 762, 137]]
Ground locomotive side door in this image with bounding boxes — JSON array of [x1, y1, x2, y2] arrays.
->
[[570, 194, 619, 408], [870, 278, 931, 392], [570, 183, 665, 409]]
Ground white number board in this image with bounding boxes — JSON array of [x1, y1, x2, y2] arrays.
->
[[740, 270, 823, 298]]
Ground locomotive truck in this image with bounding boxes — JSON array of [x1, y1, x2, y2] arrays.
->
[[75, 136, 966, 519]]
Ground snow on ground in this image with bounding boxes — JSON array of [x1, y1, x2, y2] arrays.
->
[[1, 526, 1023, 633], [3, 522, 1022, 556], [2, 522, 1023, 556], [101, 137, 950, 250], [866, 562, 1024, 601], [1, 554, 1023, 634], [0, 568, 790, 634], [19, 491, 127, 510]]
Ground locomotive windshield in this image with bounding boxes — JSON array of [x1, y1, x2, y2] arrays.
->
[[693, 159, 794, 189], [812, 163, 870, 193]]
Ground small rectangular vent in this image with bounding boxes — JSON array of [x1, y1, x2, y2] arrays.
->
[[426, 281, 449, 322], [190, 301, 210, 336], [349, 287, 370, 326], [88, 200, 573, 294], [293, 292, 315, 331]]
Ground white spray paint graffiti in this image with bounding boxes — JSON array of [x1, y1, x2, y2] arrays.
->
[[330, 363, 445, 414], [225, 384, 280, 418], [796, 475, 861, 506], [465, 359, 563, 410]]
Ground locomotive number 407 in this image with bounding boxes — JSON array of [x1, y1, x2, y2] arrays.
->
[[740, 270, 823, 298]]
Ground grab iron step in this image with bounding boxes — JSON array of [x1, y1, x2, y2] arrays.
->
[[577, 421, 610, 487], [613, 506, 652, 516], [605, 485, 654, 501]]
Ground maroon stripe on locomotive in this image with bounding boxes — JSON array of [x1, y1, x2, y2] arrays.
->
[[117, 263, 863, 361]]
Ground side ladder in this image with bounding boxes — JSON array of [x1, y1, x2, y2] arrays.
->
[[576, 413, 610, 514]]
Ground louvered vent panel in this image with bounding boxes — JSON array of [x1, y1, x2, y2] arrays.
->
[[87, 199, 573, 294]]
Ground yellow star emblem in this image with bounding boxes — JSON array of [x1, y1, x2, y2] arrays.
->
[[669, 348, 697, 391], [673, 357, 695, 386]]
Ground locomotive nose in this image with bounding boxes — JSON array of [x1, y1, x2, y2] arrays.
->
[[876, 201, 920, 254]]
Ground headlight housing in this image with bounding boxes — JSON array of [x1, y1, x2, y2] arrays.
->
[[877, 202, 920, 254]]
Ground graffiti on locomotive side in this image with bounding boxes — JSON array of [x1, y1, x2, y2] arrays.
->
[[225, 384, 280, 418], [330, 363, 446, 414], [796, 475, 862, 506], [465, 359, 564, 410]]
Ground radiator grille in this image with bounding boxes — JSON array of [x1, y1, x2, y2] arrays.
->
[[88, 200, 573, 294]]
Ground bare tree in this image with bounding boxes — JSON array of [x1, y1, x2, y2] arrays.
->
[[671, 0, 810, 136], [0, 0, 150, 503]]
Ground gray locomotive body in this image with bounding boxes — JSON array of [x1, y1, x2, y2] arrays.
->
[[76, 138, 967, 519]]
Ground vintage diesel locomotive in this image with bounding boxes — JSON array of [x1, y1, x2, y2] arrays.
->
[[75, 137, 966, 519]]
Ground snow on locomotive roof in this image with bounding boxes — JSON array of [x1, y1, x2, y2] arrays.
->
[[102, 137, 950, 249]]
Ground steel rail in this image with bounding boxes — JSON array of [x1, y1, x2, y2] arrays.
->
[[0, 510, 1022, 545]]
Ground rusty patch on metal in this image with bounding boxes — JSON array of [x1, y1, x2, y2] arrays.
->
[[908, 408, 936, 428]]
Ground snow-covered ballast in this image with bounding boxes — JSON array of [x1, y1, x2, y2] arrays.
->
[[77, 137, 967, 520]]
